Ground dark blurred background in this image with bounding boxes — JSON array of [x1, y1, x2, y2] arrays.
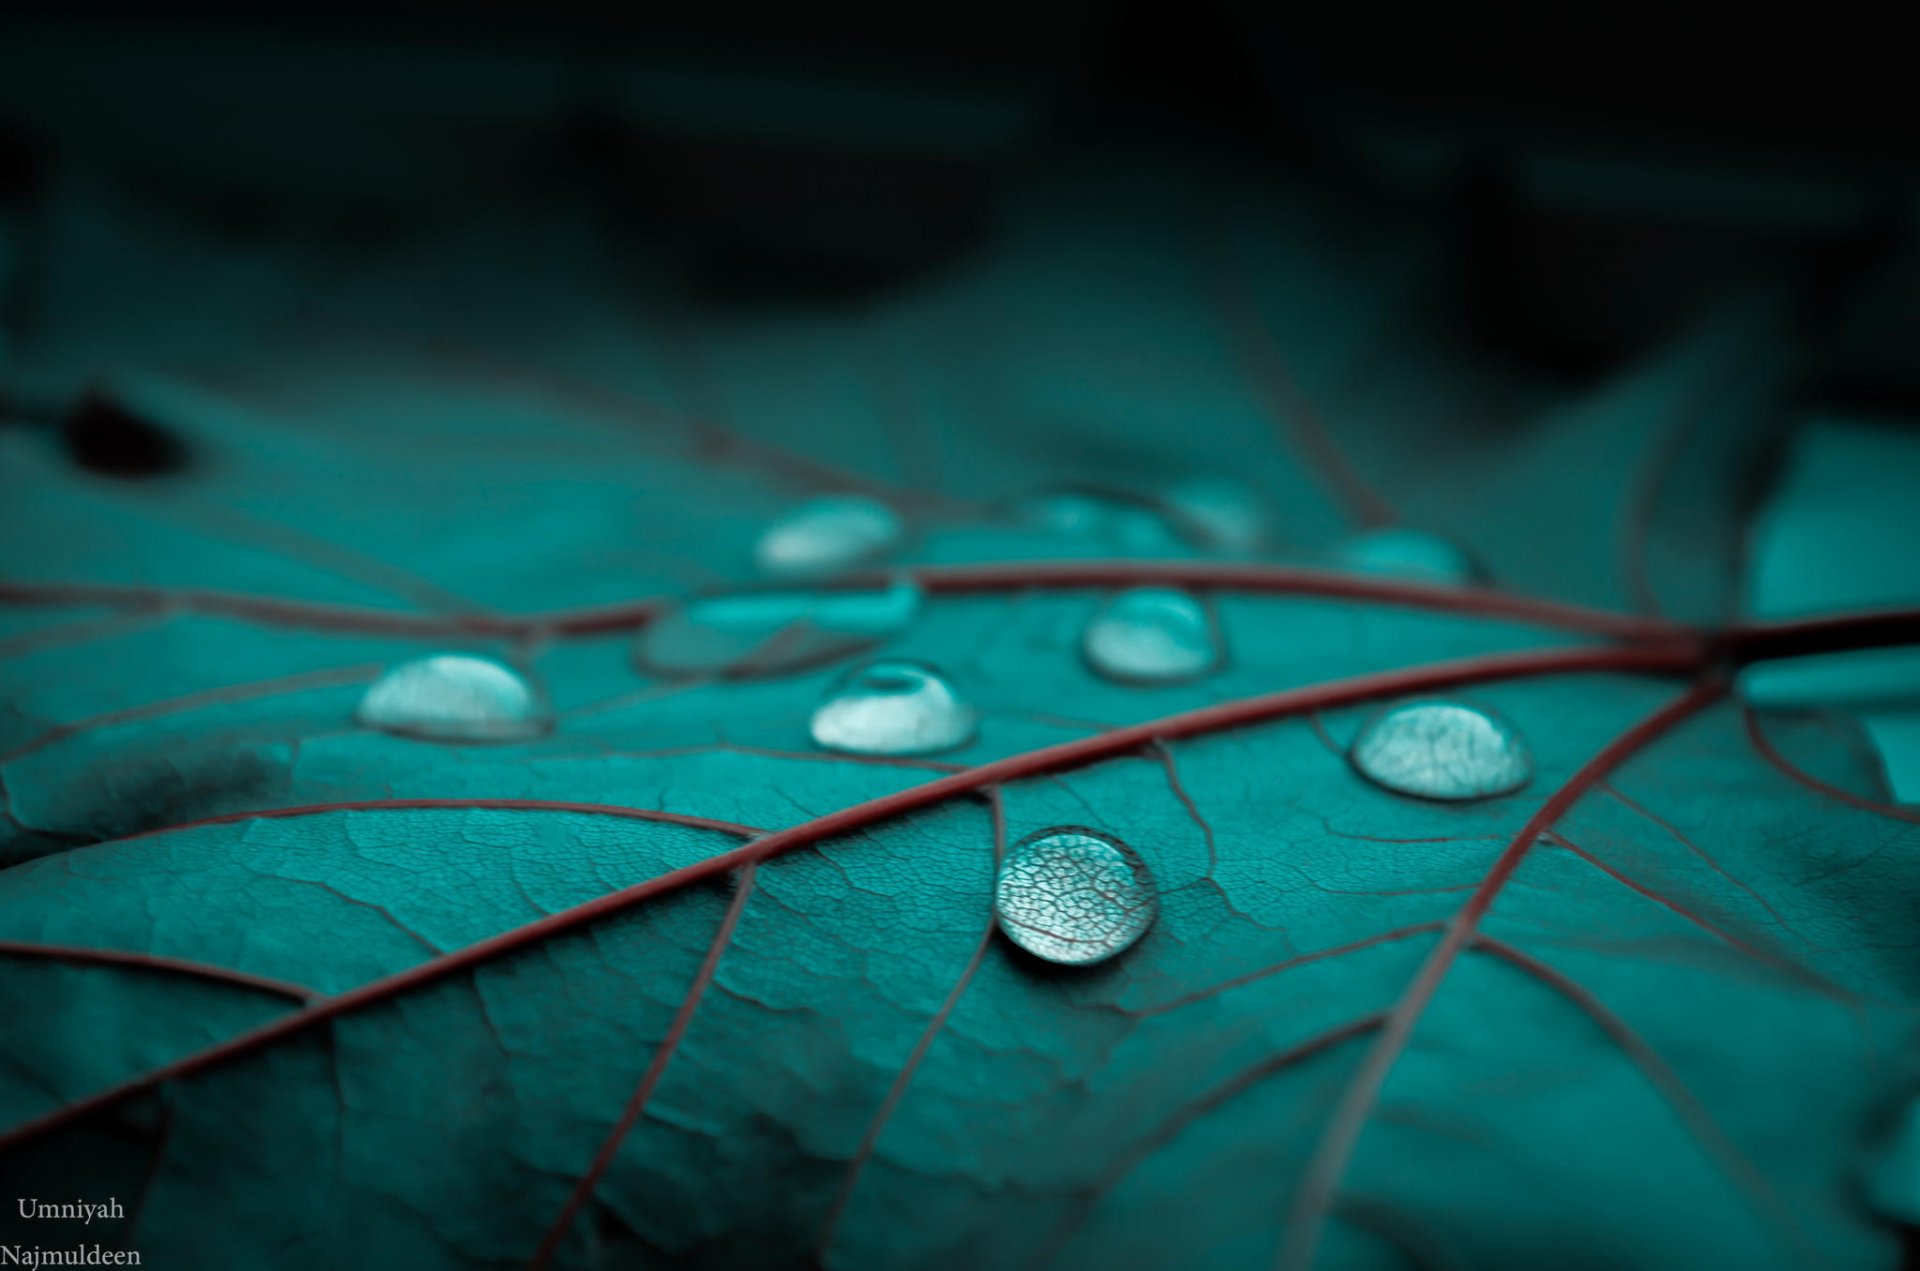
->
[[2, 1, 1915, 399]]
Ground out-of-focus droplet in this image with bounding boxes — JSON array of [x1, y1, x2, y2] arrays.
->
[[1336, 527, 1483, 585], [756, 496, 902, 576], [636, 581, 921, 678], [1163, 476, 1265, 552], [1015, 489, 1185, 553], [1349, 700, 1531, 801], [809, 659, 975, 756], [356, 654, 551, 742], [995, 827, 1157, 966], [1082, 587, 1221, 684]]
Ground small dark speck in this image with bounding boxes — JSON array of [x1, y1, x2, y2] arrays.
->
[[0, 122, 47, 206], [62, 389, 190, 477]]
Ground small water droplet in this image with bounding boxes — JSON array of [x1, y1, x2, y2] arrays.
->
[[1082, 587, 1222, 684], [1336, 528, 1484, 585], [356, 654, 551, 742], [995, 827, 1157, 966], [756, 496, 902, 576], [1349, 700, 1531, 801], [1162, 477, 1265, 552], [809, 659, 975, 756], [1015, 489, 1184, 553], [636, 581, 921, 678]]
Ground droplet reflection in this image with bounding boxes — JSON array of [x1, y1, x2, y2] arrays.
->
[[996, 827, 1157, 966]]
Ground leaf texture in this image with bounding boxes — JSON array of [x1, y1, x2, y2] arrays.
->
[[2, 147, 1917, 1271]]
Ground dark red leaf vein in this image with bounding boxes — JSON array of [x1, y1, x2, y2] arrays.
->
[[0, 939, 319, 1002], [815, 791, 1008, 1259], [1136, 925, 1445, 1018], [109, 799, 769, 847], [1472, 935, 1805, 1259], [0, 645, 1699, 1156], [0, 662, 385, 764], [1279, 678, 1726, 1269], [1742, 707, 1920, 824], [530, 859, 761, 1270], [1032, 1012, 1390, 1268], [1602, 783, 1805, 938], [1153, 742, 1218, 874]]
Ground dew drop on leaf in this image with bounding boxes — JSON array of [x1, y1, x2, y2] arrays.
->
[[1336, 526, 1484, 585], [355, 654, 552, 742], [636, 581, 922, 678], [1082, 587, 1222, 684], [1014, 488, 1185, 552], [995, 827, 1158, 966], [755, 496, 902, 575], [1349, 700, 1532, 801], [808, 659, 976, 756]]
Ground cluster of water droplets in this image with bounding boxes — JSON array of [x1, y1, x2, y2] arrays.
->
[[345, 489, 1537, 970]]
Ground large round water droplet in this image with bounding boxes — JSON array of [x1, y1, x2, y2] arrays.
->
[[636, 581, 921, 678], [1336, 527, 1484, 585], [809, 659, 975, 756], [1015, 489, 1185, 553], [356, 654, 551, 742], [756, 496, 902, 576], [1082, 587, 1221, 684], [995, 828, 1157, 966], [1349, 700, 1531, 801]]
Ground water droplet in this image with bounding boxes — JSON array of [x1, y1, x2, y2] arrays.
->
[[1082, 587, 1222, 684], [1015, 489, 1184, 553], [809, 659, 975, 756], [995, 828, 1157, 966], [356, 654, 552, 741], [1336, 527, 1484, 585], [1162, 477, 1265, 552], [1349, 700, 1531, 801], [636, 581, 921, 678], [756, 496, 902, 576]]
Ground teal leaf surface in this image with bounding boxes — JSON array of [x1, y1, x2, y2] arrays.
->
[[2, 152, 1918, 1271]]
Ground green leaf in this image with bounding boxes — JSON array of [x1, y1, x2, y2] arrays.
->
[[2, 154, 1915, 1271]]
